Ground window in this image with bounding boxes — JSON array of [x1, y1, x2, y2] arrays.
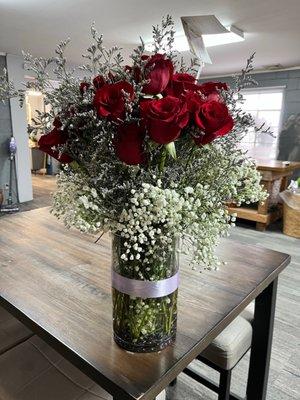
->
[[240, 87, 285, 160]]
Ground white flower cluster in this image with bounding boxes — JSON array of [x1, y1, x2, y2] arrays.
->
[[53, 158, 266, 271], [115, 181, 185, 278], [114, 181, 237, 272], [51, 171, 104, 234]]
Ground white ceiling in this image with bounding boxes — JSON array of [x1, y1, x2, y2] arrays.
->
[[0, 0, 300, 77]]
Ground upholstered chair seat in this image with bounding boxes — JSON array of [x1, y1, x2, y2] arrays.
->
[[200, 316, 252, 370], [182, 312, 254, 400], [240, 302, 255, 324]]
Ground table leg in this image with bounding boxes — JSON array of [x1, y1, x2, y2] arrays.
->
[[246, 278, 278, 400], [256, 180, 272, 231], [256, 222, 267, 231], [280, 174, 292, 192]]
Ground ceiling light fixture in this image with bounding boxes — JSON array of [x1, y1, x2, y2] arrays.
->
[[145, 25, 244, 53], [203, 26, 244, 47]]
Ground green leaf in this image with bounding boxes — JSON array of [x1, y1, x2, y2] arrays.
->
[[165, 142, 176, 159], [69, 161, 80, 171]]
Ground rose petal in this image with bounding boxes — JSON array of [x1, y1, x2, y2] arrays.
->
[[114, 123, 145, 165]]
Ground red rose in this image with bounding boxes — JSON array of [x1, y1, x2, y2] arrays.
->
[[114, 123, 145, 165], [93, 81, 134, 121], [93, 75, 105, 89], [165, 73, 199, 97], [38, 127, 72, 163], [142, 54, 174, 95], [80, 82, 90, 95], [185, 91, 205, 113], [192, 100, 234, 145], [199, 81, 228, 101], [141, 96, 189, 144]]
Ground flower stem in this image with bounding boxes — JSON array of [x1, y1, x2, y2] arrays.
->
[[185, 145, 196, 169], [159, 147, 167, 174]]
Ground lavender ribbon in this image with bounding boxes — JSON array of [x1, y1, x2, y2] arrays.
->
[[112, 270, 179, 299]]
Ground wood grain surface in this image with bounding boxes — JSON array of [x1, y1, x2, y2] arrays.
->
[[256, 160, 300, 173], [0, 208, 290, 400]]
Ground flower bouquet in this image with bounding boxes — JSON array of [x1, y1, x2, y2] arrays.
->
[[0, 16, 267, 352]]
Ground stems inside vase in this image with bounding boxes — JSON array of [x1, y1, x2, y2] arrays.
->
[[112, 234, 178, 352]]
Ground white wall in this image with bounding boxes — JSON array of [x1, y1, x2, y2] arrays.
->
[[6, 54, 33, 202]]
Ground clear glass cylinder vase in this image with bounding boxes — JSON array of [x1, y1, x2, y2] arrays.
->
[[111, 234, 178, 353]]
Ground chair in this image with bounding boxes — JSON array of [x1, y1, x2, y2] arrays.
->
[[176, 304, 254, 400], [0, 306, 33, 355]]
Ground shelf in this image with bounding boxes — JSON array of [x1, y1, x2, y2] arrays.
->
[[227, 206, 282, 224]]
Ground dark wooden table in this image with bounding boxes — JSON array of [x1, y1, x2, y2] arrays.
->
[[228, 160, 300, 231], [0, 208, 291, 400]]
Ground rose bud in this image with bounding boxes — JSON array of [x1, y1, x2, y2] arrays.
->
[[142, 54, 174, 95], [79, 82, 90, 95], [199, 81, 228, 101]]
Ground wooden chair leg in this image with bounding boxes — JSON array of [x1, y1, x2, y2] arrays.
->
[[218, 369, 232, 400]]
